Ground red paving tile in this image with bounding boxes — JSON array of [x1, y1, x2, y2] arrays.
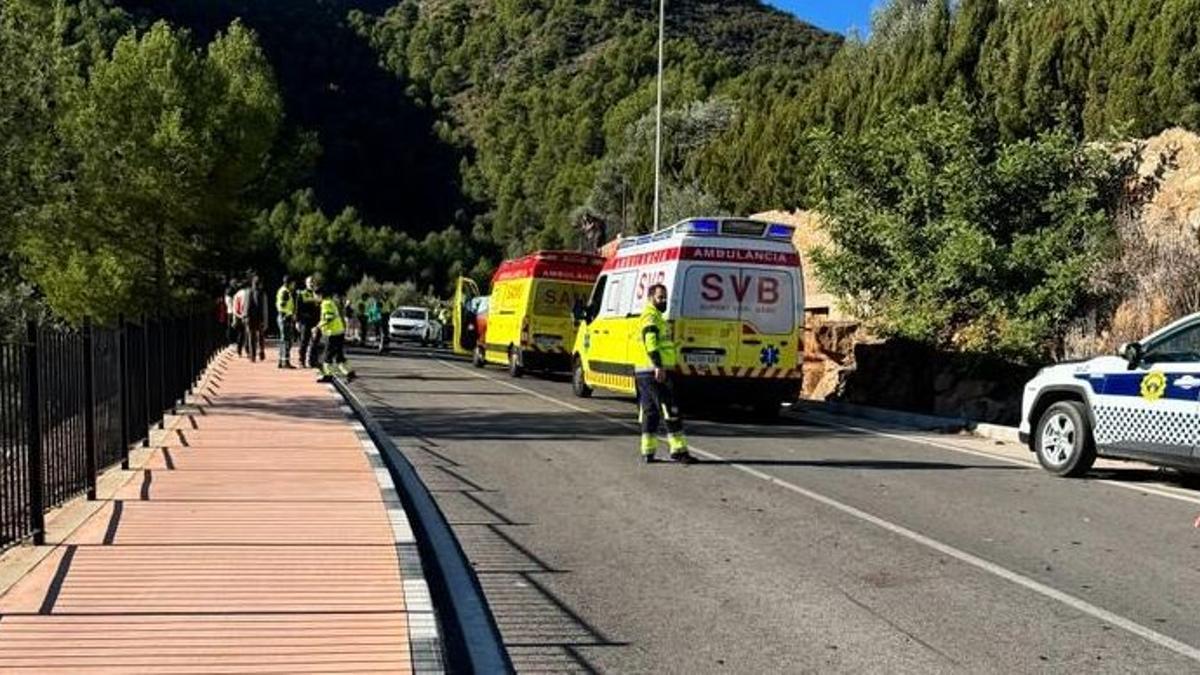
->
[[0, 349, 417, 673]]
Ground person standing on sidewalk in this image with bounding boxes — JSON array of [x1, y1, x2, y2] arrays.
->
[[634, 283, 695, 464], [232, 280, 249, 358], [297, 275, 322, 368], [276, 275, 297, 368], [315, 287, 356, 382], [245, 275, 268, 363]]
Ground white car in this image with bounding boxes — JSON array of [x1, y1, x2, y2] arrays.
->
[[389, 307, 442, 345], [1020, 313, 1200, 476]]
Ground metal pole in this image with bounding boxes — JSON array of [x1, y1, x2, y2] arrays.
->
[[652, 0, 666, 232], [83, 319, 97, 500], [24, 321, 45, 545]]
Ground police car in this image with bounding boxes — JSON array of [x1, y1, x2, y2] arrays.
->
[[1020, 313, 1200, 476]]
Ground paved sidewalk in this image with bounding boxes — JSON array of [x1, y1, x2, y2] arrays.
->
[[0, 348, 437, 673]]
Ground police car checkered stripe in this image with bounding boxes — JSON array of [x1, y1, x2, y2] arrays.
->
[[1094, 406, 1199, 448]]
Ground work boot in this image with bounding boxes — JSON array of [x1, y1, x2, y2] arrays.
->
[[641, 454, 658, 465], [669, 451, 697, 465], [282, 362, 295, 369]]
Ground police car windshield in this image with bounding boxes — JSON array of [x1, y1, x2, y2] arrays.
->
[[1144, 320, 1200, 364], [392, 309, 426, 320]]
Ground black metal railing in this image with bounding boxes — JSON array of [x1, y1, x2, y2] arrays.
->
[[0, 312, 225, 551]]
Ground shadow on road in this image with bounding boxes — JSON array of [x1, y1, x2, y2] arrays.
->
[[387, 429, 628, 672], [693, 458, 1023, 471]]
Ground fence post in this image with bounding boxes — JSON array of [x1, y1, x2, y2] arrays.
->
[[142, 316, 151, 447], [83, 318, 97, 500], [160, 313, 172, 419], [118, 315, 130, 470], [24, 320, 45, 546]]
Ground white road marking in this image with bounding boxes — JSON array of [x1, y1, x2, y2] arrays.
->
[[436, 358, 1200, 663], [818, 419, 1200, 508]]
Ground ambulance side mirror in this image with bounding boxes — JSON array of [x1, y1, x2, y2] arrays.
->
[[572, 299, 589, 325]]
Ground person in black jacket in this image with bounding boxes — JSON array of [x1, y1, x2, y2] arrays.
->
[[296, 275, 323, 368]]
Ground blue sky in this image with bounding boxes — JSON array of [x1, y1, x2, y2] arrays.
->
[[766, 1, 876, 34]]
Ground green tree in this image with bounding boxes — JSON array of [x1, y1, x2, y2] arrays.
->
[[13, 16, 284, 324], [810, 98, 1126, 361]]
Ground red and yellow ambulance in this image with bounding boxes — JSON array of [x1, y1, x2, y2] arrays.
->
[[571, 218, 806, 415], [453, 251, 604, 377]]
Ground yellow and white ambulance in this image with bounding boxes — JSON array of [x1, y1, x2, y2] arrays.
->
[[571, 218, 806, 415], [453, 251, 604, 377]]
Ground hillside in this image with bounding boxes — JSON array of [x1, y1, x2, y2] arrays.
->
[[117, 0, 838, 254], [350, 0, 840, 251]]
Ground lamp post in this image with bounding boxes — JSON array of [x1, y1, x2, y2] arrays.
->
[[652, 0, 665, 232]]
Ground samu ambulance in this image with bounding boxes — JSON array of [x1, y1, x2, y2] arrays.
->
[[452, 251, 604, 377], [571, 217, 805, 416]]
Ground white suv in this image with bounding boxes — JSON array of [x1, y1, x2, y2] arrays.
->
[[1020, 313, 1200, 476], [388, 307, 442, 346]]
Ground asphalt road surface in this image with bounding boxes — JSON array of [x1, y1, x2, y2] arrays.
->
[[348, 345, 1200, 674]]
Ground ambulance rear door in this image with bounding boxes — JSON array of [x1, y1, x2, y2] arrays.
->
[[453, 276, 481, 355], [529, 280, 591, 354], [680, 265, 799, 372]]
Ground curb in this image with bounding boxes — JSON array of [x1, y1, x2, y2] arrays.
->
[[793, 399, 1022, 445], [325, 384, 446, 675], [332, 377, 514, 675]]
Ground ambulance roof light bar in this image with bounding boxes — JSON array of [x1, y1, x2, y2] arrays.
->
[[675, 218, 794, 240]]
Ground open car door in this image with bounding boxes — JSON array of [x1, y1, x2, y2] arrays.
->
[[452, 276, 481, 356]]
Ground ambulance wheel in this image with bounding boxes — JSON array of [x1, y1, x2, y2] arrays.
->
[[507, 348, 524, 378], [472, 346, 486, 368], [572, 359, 593, 398]]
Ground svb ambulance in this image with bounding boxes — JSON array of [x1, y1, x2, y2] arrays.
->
[[571, 217, 806, 416], [452, 251, 604, 377]]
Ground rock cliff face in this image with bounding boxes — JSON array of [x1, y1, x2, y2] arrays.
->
[[1068, 127, 1200, 356]]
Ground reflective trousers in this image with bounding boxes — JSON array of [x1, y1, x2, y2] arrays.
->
[[635, 372, 687, 456]]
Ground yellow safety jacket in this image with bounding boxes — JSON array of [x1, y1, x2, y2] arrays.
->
[[276, 285, 295, 317], [635, 304, 677, 372], [318, 298, 346, 336]]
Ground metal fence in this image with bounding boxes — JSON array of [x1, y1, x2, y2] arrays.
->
[[0, 313, 224, 551]]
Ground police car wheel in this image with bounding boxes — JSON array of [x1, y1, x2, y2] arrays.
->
[[572, 359, 593, 398], [1034, 401, 1096, 478]]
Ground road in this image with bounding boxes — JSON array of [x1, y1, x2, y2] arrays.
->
[[348, 345, 1200, 673]]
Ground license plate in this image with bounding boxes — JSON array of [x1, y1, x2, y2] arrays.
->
[[684, 353, 724, 366], [535, 335, 562, 347]]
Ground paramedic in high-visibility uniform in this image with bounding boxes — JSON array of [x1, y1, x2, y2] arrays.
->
[[314, 288, 357, 383], [635, 284, 695, 464]]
